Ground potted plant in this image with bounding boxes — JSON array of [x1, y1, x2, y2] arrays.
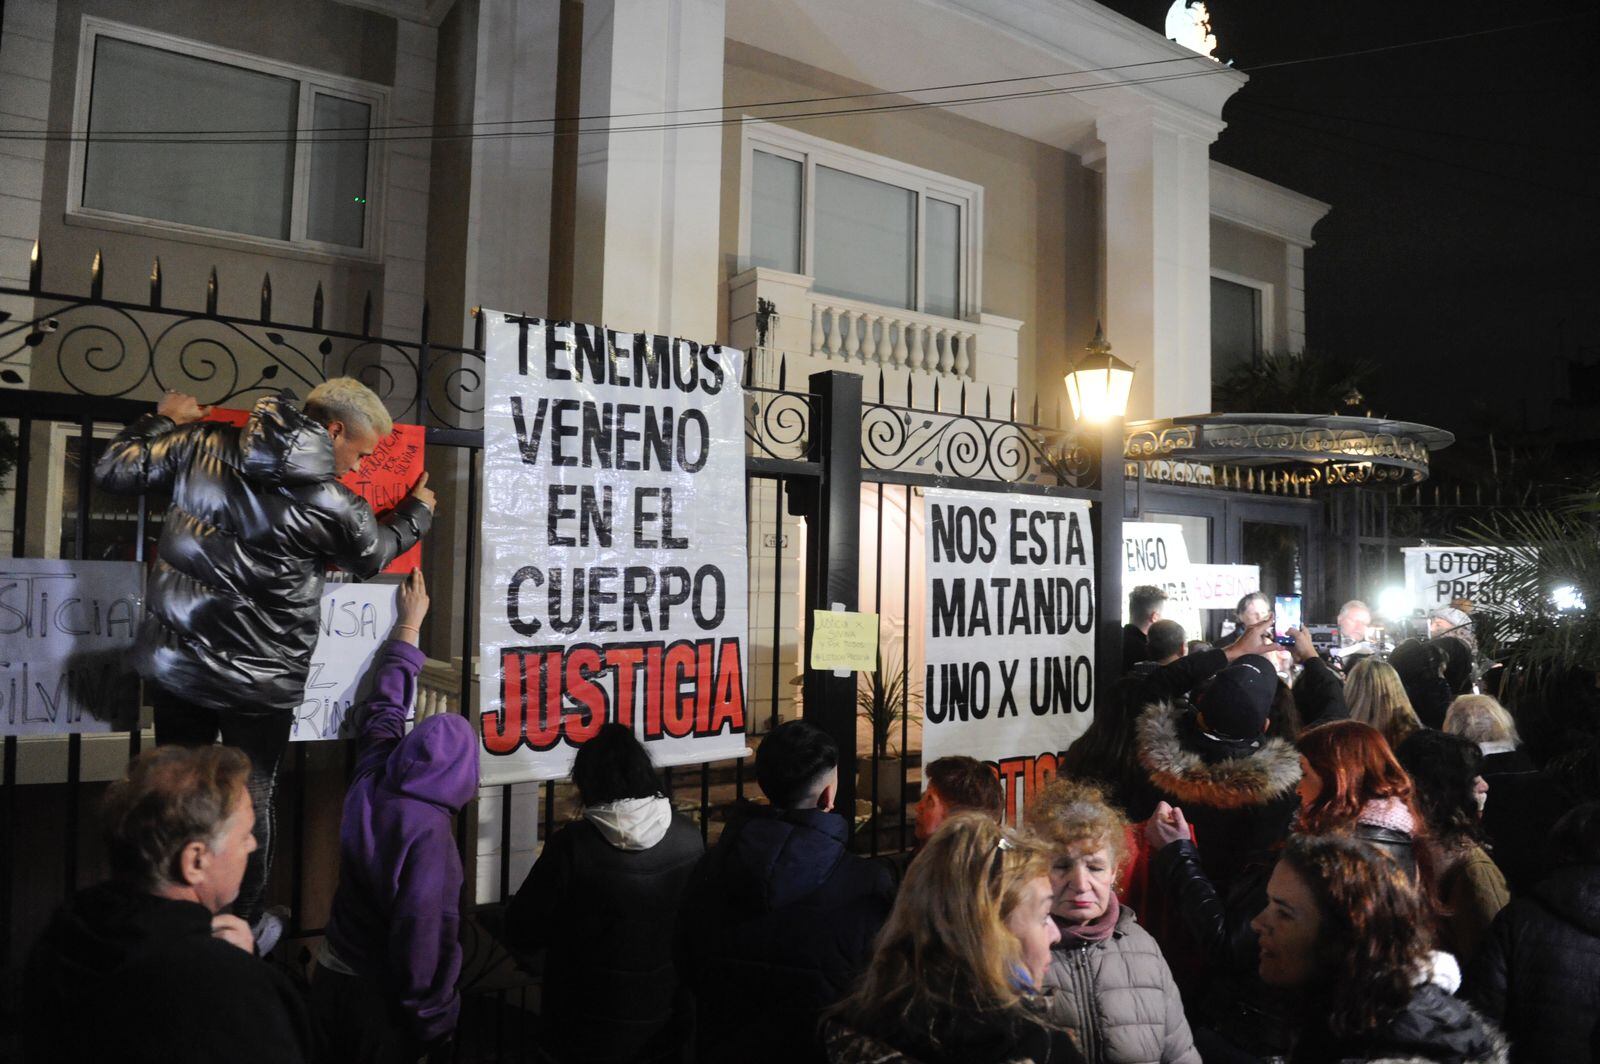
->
[[856, 661, 922, 812]]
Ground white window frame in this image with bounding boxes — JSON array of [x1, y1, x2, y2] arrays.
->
[[1210, 269, 1276, 363], [738, 121, 983, 322], [67, 17, 389, 263]]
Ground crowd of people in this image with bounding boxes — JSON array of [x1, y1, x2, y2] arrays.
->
[[15, 386, 1600, 1062]]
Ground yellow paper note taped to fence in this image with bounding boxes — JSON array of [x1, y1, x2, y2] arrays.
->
[[810, 610, 880, 672]]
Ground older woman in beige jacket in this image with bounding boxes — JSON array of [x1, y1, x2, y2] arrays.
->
[[1033, 778, 1199, 1064]]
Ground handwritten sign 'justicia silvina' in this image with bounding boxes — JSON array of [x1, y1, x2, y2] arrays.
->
[[0, 559, 143, 735]]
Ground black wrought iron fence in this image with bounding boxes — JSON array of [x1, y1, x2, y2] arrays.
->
[[0, 244, 1123, 1061]]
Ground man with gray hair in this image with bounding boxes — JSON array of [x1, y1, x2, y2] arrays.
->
[[22, 745, 314, 1062], [95, 379, 434, 940]]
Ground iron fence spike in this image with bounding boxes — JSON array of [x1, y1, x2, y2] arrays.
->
[[362, 292, 374, 337], [260, 273, 272, 323], [90, 249, 103, 301], [149, 258, 162, 309], [29, 239, 42, 293], [206, 268, 219, 316], [313, 283, 325, 331]]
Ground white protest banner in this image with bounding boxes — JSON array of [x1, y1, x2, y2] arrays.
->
[[478, 315, 750, 784], [1122, 522, 1202, 639], [1403, 547, 1511, 611], [1, 559, 142, 735], [292, 581, 399, 742], [922, 488, 1096, 825], [1191, 564, 1261, 611]]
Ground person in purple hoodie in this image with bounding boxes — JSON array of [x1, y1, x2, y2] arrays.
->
[[310, 569, 480, 1063]]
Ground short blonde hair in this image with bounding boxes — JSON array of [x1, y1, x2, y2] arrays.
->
[[305, 377, 393, 437], [1444, 694, 1519, 745], [1029, 777, 1131, 875], [1345, 658, 1422, 750]]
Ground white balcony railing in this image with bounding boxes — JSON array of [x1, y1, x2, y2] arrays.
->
[[729, 268, 1021, 395], [809, 294, 976, 377]]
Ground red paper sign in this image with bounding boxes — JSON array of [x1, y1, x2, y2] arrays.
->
[[208, 407, 425, 573]]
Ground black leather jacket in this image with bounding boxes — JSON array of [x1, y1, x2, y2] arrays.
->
[[95, 394, 432, 711]]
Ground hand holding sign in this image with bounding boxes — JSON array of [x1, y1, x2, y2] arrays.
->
[[409, 471, 436, 512], [158, 390, 212, 425]]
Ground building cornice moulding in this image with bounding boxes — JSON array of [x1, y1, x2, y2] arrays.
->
[[1209, 161, 1330, 247]]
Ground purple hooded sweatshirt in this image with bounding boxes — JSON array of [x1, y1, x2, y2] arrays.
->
[[324, 640, 480, 1043]]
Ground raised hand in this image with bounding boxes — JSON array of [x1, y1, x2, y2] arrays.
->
[[157, 390, 212, 425]]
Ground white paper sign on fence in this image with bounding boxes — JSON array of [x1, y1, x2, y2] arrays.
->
[[1122, 522, 1202, 639], [477, 315, 750, 784], [1190, 564, 1261, 611], [922, 488, 1096, 825], [1403, 547, 1509, 611], [1, 559, 143, 735], [292, 581, 400, 742]]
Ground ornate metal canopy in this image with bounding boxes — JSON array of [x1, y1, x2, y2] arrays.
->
[[1124, 412, 1455, 491]]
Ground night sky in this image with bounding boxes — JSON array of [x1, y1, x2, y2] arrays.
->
[[1098, 1, 1600, 465]]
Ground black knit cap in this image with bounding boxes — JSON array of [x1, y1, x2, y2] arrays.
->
[[1196, 655, 1277, 739]]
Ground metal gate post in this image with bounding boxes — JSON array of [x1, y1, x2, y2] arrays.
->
[[797, 371, 862, 819], [1093, 417, 1126, 720]]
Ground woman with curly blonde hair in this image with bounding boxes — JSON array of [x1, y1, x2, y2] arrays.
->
[[825, 813, 1084, 1064], [1031, 779, 1197, 1064], [1345, 658, 1423, 751]]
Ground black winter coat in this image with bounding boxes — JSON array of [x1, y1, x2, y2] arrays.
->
[[1293, 656, 1351, 729], [1480, 770, 1570, 894], [1292, 984, 1507, 1064], [1151, 838, 1298, 1057], [21, 881, 315, 1063], [1136, 700, 1302, 890], [505, 809, 704, 1064], [676, 804, 895, 1064], [94, 395, 431, 711], [1464, 863, 1600, 1064]]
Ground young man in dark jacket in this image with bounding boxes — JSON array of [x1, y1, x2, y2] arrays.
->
[[312, 570, 479, 1062], [677, 720, 895, 1064], [505, 722, 705, 1064], [23, 745, 314, 1064], [94, 380, 435, 929]]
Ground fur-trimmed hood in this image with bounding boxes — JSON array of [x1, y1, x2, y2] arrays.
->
[[1136, 700, 1301, 810]]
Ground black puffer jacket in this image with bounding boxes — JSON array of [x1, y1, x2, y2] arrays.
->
[[1463, 863, 1600, 1063], [95, 394, 430, 711], [676, 804, 895, 1064]]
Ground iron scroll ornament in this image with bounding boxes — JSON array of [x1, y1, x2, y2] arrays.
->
[[860, 402, 1095, 488], [1, 297, 486, 430]]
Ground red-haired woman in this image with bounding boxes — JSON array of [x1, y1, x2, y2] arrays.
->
[[1253, 834, 1506, 1063], [1295, 720, 1425, 881]]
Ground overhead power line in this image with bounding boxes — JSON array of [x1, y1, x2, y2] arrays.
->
[[0, 11, 1589, 146]]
